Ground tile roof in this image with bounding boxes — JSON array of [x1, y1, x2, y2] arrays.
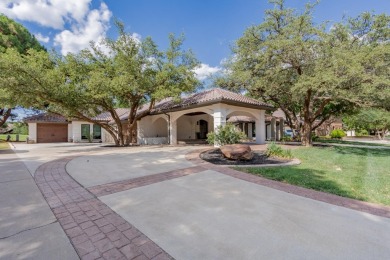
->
[[227, 116, 255, 123], [150, 88, 273, 114], [25, 89, 273, 123], [24, 113, 68, 123], [93, 108, 130, 121]]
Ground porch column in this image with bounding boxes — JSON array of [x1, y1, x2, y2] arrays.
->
[[255, 110, 266, 144], [276, 123, 280, 141], [243, 122, 247, 137], [271, 117, 276, 141], [169, 118, 177, 145], [213, 108, 226, 147], [248, 123, 253, 140], [279, 118, 284, 139]]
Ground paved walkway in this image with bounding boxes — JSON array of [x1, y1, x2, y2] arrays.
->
[[3, 143, 390, 259], [0, 145, 78, 259]]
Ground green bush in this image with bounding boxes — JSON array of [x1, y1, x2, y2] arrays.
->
[[356, 129, 369, 136], [207, 124, 246, 146], [265, 142, 293, 159], [281, 136, 292, 142], [330, 129, 346, 139]]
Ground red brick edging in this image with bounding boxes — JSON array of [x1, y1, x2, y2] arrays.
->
[[35, 157, 173, 260], [88, 166, 205, 197], [186, 149, 390, 219]]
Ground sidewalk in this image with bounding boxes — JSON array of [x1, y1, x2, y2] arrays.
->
[[0, 144, 79, 259]]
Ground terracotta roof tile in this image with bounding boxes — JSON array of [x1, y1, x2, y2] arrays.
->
[[227, 116, 255, 123], [24, 113, 68, 123], [93, 108, 130, 121], [151, 88, 273, 113]]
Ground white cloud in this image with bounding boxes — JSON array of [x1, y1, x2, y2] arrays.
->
[[193, 63, 221, 80], [54, 3, 112, 55], [34, 33, 50, 43], [0, 0, 92, 29], [1, 0, 113, 55]]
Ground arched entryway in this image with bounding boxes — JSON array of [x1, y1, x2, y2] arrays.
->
[[175, 112, 213, 144]]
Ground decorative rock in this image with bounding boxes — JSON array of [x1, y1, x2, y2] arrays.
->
[[220, 144, 254, 160]]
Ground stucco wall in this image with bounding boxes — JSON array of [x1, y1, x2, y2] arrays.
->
[[28, 123, 37, 143]]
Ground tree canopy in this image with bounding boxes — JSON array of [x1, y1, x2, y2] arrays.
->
[[343, 108, 390, 139], [217, 0, 390, 146], [0, 22, 199, 146], [0, 14, 46, 127]]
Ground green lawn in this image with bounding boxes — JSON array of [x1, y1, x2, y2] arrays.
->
[[315, 138, 390, 147], [236, 146, 390, 206], [0, 134, 28, 142]]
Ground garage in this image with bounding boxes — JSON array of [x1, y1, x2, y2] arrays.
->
[[37, 123, 68, 143]]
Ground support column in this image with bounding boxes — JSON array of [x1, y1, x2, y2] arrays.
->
[[255, 110, 266, 144], [169, 119, 177, 145], [271, 117, 276, 141], [276, 123, 280, 141], [242, 123, 247, 137], [248, 123, 253, 140], [279, 118, 284, 140], [213, 108, 226, 147]]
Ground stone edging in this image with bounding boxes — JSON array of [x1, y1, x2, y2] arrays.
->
[[34, 157, 173, 260], [186, 149, 390, 219], [198, 149, 301, 168]]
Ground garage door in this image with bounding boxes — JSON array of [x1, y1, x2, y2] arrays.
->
[[37, 123, 68, 143]]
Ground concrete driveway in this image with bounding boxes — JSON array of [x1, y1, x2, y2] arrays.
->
[[64, 145, 390, 260], [4, 143, 390, 259]]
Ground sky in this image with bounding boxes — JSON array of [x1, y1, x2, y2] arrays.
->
[[1, 0, 390, 81]]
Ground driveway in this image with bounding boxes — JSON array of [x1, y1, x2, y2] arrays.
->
[[5, 143, 390, 259]]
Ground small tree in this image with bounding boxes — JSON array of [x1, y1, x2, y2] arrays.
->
[[207, 124, 246, 146], [343, 108, 390, 139]]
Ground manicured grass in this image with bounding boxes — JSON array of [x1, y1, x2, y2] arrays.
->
[[0, 134, 28, 142], [0, 140, 9, 150], [315, 138, 390, 147], [236, 146, 390, 206]]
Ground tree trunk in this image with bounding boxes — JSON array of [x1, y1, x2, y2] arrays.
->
[[301, 120, 313, 147], [0, 108, 12, 128]]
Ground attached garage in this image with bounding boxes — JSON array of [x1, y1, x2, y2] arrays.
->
[[37, 123, 68, 143]]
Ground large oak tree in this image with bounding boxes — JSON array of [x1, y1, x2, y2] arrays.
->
[[217, 0, 390, 146], [0, 22, 199, 146], [0, 14, 45, 127]]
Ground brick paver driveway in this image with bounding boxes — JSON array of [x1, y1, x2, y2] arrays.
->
[[12, 143, 390, 260]]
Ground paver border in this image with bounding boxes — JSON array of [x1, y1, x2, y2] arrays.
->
[[186, 148, 390, 219], [34, 156, 174, 260]]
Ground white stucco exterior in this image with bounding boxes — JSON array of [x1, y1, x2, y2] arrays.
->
[[28, 123, 37, 143], [137, 103, 267, 146]]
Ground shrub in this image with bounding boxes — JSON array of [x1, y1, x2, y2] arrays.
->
[[265, 142, 293, 159], [207, 124, 246, 146], [281, 136, 292, 142], [330, 129, 346, 139], [356, 129, 369, 136]]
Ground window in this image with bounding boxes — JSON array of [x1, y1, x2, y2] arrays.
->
[[81, 124, 90, 140], [93, 124, 101, 139]]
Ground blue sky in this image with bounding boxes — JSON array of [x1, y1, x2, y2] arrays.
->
[[1, 0, 390, 80]]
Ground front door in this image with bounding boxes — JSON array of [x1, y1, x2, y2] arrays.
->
[[199, 120, 208, 139]]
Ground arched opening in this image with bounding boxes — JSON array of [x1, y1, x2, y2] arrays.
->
[[176, 112, 213, 144], [226, 111, 256, 142]]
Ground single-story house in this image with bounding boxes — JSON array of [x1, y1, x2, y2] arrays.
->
[[25, 88, 279, 145]]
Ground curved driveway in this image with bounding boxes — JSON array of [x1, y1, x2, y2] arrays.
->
[[8, 143, 390, 260], [65, 145, 390, 260]]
